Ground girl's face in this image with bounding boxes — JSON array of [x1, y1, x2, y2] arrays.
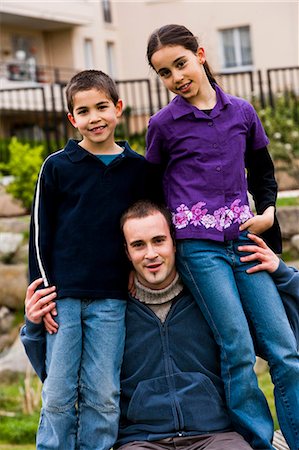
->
[[151, 45, 210, 105]]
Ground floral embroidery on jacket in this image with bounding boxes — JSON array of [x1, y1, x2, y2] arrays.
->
[[172, 199, 253, 231]]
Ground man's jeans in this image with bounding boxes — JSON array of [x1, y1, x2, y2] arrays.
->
[[36, 297, 126, 450], [177, 233, 299, 450]]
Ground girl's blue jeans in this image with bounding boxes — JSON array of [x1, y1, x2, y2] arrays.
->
[[176, 233, 299, 450], [36, 297, 126, 450]]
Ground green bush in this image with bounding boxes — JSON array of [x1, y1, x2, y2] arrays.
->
[[255, 95, 299, 163], [0, 137, 44, 212]]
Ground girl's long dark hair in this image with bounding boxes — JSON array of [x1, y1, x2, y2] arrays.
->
[[147, 24, 217, 85]]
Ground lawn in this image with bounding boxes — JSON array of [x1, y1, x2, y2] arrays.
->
[[0, 446, 35, 450], [276, 196, 299, 207]]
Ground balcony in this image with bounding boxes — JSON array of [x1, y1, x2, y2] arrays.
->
[[0, 61, 77, 88]]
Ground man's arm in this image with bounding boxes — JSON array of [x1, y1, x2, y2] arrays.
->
[[20, 279, 57, 382], [238, 233, 299, 345]]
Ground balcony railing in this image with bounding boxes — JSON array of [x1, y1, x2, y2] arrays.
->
[[0, 62, 298, 162], [0, 61, 77, 85]]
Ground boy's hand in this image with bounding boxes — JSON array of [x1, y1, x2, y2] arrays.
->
[[25, 278, 57, 324], [238, 233, 280, 274], [239, 205, 275, 235]]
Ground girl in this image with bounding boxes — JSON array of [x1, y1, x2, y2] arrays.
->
[[146, 24, 299, 450]]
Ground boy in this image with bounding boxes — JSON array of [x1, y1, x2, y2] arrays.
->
[[29, 70, 158, 450]]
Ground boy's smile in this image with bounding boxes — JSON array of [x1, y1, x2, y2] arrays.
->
[[68, 88, 123, 154]]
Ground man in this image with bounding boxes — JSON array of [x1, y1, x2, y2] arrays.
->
[[21, 200, 298, 450]]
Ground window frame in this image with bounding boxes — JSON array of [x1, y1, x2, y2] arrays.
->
[[218, 25, 254, 73]]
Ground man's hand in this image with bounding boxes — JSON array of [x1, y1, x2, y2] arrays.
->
[[25, 278, 57, 326], [238, 233, 280, 274], [239, 205, 275, 235]]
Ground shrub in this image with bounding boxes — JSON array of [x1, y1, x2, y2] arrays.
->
[[0, 137, 44, 212], [255, 95, 299, 163]]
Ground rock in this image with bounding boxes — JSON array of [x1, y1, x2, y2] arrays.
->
[[0, 186, 26, 217], [0, 263, 28, 310], [276, 207, 299, 239], [0, 232, 23, 257], [0, 332, 34, 379], [0, 324, 19, 353], [0, 306, 14, 333], [290, 234, 299, 253], [0, 216, 30, 233], [12, 243, 29, 265], [276, 168, 299, 191]]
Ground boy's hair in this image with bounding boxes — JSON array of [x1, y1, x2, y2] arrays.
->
[[120, 200, 175, 244], [66, 69, 119, 114], [147, 24, 217, 85]]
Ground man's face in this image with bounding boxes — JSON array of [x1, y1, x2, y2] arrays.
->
[[123, 212, 177, 290]]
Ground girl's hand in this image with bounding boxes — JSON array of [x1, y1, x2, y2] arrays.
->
[[128, 270, 136, 297], [43, 311, 59, 334], [238, 233, 280, 274], [25, 278, 57, 324], [239, 205, 275, 235]]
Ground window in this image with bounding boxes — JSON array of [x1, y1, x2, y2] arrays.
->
[[84, 39, 94, 69], [102, 0, 112, 23], [219, 26, 253, 70], [106, 42, 117, 78]]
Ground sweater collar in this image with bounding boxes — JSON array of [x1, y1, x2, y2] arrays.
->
[[65, 139, 139, 163], [134, 273, 184, 306]]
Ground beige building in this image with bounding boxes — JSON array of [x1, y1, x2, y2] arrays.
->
[[1, 1, 298, 84], [117, 1, 298, 77], [0, 1, 298, 145], [0, 1, 121, 83]]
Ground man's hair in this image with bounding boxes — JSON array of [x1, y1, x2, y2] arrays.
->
[[66, 69, 119, 114], [120, 200, 175, 243]]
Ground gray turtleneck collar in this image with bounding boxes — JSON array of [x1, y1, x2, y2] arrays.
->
[[134, 273, 184, 322]]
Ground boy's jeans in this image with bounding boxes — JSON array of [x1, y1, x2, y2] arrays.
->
[[36, 297, 126, 450], [177, 232, 299, 450]]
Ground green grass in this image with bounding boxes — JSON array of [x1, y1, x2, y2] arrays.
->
[[0, 413, 39, 445], [258, 369, 279, 430], [277, 196, 299, 207], [0, 375, 40, 446], [0, 446, 35, 450]]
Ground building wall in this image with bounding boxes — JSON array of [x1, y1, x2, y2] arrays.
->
[[0, 0, 121, 79], [115, 1, 298, 79], [1, 1, 298, 82]]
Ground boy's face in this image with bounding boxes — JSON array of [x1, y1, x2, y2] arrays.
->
[[67, 88, 123, 153]]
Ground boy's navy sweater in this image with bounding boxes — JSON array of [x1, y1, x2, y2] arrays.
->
[[29, 139, 159, 300]]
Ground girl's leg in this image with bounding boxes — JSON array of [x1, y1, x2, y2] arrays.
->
[[234, 233, 299, 450], [36, 298, 82, 450], [176, 239, 274, 450], [78, 298, 126, 450]]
